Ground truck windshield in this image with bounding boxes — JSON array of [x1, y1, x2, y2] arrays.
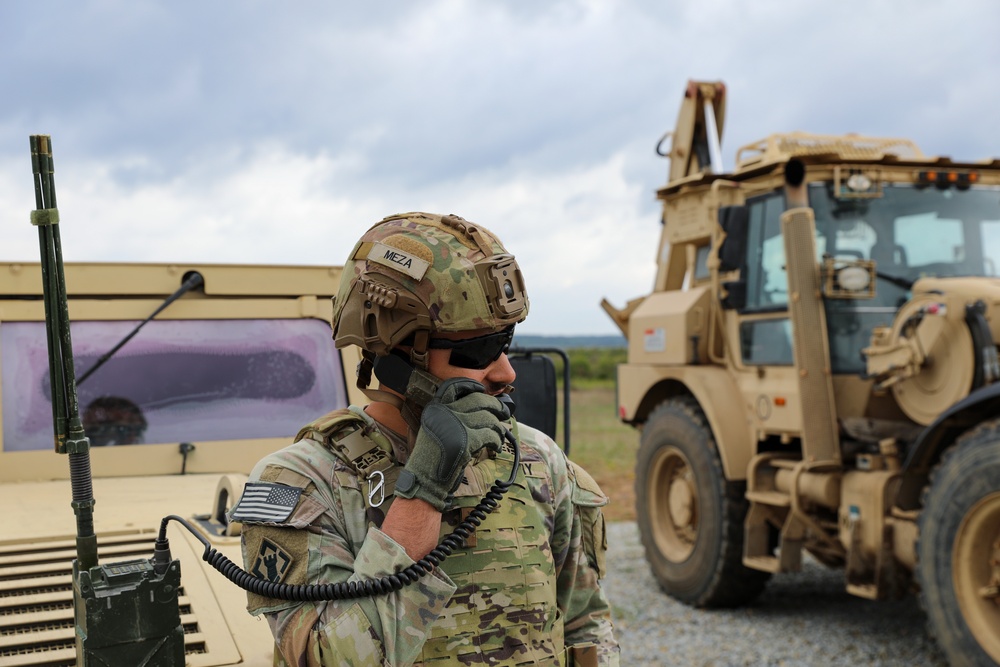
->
[[1, 318, 347, 451], [811, 183, 1000, 305], [809, 182, 1000, 373]]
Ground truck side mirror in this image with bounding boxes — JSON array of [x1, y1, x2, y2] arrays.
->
[[718, 205, 748, 272], [718, 206, 749, 309], [721, 281, 747, 310], [508, 348, 571, 453]]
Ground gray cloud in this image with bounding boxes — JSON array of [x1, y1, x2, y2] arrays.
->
[[2, 0, 999, 333]]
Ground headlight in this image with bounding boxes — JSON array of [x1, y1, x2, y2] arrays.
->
[[838, 265, 871, 291]]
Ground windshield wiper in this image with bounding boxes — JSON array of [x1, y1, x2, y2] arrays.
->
[[876, 270, 913, 291], [77, 272, 204, 386]]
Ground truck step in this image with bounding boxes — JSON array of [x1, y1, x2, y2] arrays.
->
[[846, 582, 879, 600], [744, 555, 782, 573], [746, 490, 791, 507]]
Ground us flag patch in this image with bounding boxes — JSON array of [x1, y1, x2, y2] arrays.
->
[[231, 482, 302, 523]]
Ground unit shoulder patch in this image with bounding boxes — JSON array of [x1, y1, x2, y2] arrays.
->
[[250, 537, 294, 583]]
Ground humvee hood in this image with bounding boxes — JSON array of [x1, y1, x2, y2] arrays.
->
[[0, 474, 275, 666]]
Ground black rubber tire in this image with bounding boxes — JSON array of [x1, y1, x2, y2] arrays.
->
[[917, 420, 1000, 667], [635, 397, 770, 608]]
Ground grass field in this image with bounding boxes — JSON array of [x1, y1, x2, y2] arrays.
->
[[557, 383, 638, 522]]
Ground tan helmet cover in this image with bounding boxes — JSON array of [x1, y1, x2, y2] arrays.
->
[[332, 212, 529, 365]]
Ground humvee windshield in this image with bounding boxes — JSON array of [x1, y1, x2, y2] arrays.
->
[[743, 183, 1000, 373], [1, 318, 347, 451]]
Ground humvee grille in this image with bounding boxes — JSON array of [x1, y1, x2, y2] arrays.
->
[[0, 532, 209, 666]]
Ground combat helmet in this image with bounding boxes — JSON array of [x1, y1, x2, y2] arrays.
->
[[333, 212, 529, 401]]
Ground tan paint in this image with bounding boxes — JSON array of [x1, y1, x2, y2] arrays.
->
[[617, 363, 754, 480], [733, 364, 803, 437], [626, 287, 711, 366], [3, 439, 286, 483], [890, 510, 918, 571], [1, 261, 345, 297], [863, 279, 1000, 424], [781, 206, 840, 465], [839, 470, 899, 561], [831, 375, 876, 417], [724, 310, 804, 438]]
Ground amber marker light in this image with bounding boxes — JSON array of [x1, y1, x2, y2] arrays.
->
[[957, 172, 980, 190], [775, 397, 787, 407]]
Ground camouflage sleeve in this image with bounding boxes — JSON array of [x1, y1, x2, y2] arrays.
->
[[522, 427, 621, 666], [238, 439, 457, 666]]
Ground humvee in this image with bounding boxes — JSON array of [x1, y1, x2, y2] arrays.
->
[[603, 80, 1000, 666], [0, 260, 365, 666]]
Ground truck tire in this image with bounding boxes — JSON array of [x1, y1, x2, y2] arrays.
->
[[917, 421, 1000, 667], [635, 397, 769, 608]]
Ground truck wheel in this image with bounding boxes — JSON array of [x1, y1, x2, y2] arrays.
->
[[635, 397, 769, 608], [917, 421, 1000, 667]]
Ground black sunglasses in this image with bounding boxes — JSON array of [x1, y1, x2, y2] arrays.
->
[[428, 326, 515, 370]]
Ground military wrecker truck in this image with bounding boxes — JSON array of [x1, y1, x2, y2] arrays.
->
[[602, 81, 1000, 667]]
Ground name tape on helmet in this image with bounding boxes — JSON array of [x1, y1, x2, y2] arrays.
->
[[368, 241, 431, 281]]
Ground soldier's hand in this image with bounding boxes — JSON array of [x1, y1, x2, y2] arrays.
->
[[395, 378, 510, 511]]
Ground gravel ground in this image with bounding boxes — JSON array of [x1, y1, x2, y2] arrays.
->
[[602, 521, 950, 667]]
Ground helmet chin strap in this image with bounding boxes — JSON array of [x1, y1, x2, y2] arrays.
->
[[356, 381, 423, 446], [359, 345, 442, 441], [357, 352, 396, 401]]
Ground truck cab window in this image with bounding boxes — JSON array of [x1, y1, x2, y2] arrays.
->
[[744, 192, 788, 310], [694, 244, 711, 281], [895, 213, 964, 270]]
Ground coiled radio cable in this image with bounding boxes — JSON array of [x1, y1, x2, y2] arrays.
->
[[153, 430, 520, 601]]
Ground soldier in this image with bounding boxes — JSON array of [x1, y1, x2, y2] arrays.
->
[[235, 212, 620, 666]]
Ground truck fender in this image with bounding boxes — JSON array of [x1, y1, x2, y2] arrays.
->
[[630, 366, 752, 481], [897, 382, 1000, 509], [684, 368, 753, 480]]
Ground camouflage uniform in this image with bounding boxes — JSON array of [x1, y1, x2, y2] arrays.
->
[[237, 212, 618, 664], [238, 405, 619, 666]]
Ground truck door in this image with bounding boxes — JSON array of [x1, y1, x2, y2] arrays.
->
[[727, 190, 802, 439]]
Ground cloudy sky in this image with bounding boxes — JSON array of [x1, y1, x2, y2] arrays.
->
[[2, 1, 998, 335]]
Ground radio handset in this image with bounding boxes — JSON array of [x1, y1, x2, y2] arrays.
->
[[372, 352, 440, 409]]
